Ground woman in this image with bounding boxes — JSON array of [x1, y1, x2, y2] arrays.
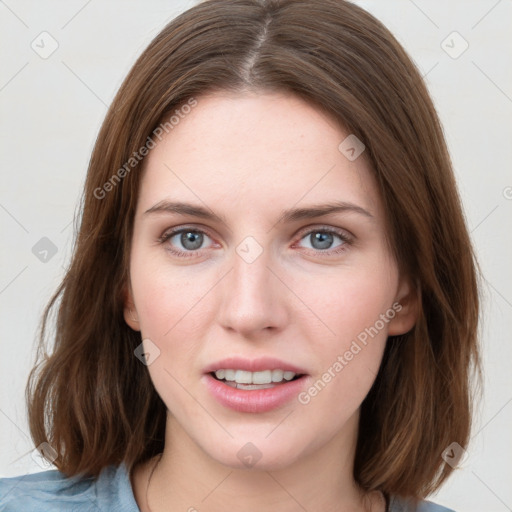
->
[[0, 0, 480, 511]]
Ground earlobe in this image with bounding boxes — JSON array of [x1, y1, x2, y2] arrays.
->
[[387, 278, 419, 336], [122, 285, 141, 332]]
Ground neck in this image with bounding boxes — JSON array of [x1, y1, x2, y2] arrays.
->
[[133, 411, 384, 512]]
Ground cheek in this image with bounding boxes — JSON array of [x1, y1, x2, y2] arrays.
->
[[294, 263, 396, 348], [294, 272, 391, 421], [131, 247, 210, 340], [130, 259, 214, 412], [291, 262, 395, 409]]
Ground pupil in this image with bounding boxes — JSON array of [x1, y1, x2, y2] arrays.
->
[[181, 231, 203, 250], [311, 232, 333, 250]]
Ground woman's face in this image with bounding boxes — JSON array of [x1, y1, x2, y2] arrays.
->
[[124, 91, 416, 470]]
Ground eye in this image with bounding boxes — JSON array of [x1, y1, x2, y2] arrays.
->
[[295, 227, 352, 254], [157, 225, 353, 259], [158, 227, 215, 256]]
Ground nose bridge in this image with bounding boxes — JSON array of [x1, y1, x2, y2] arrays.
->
[[233, 243, 270, 293], [217, 235, 286, 334]]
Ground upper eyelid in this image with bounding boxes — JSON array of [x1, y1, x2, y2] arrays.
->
[[161, 225, 216, 242], [295, 224, 353, 239]]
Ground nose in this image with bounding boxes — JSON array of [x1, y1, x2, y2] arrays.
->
[[217, 244, 289, 338]]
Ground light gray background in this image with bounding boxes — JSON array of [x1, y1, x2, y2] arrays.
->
[[1, 1, 511, 511]]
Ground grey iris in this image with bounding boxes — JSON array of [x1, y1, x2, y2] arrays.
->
[[311, 232, 333, 250], [181, 231, 203, 250]]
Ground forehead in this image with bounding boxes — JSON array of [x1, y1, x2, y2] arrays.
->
[[137, 91, 381, 221]]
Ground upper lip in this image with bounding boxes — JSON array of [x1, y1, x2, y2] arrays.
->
[[203, 356, 308, 375]]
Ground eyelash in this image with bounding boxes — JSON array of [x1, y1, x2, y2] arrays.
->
[[157, 225, 353, 259], [157, 226, 353, 258]]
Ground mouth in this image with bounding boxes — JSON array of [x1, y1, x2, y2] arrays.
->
[[202, 358, 310, 413]]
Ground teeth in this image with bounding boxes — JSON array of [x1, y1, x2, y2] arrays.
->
[[235, 370, 252, 384], [271, 369, 284, 382], [252, 370, 272, 384], [213, 369, 298, 384], [224, 369, 236, 381]]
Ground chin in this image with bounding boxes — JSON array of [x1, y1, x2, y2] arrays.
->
[[203, 436, 309, 472]]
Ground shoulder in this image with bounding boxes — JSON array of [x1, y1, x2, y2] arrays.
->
[[389, 496, 456, 512], [0, 463, 139, 512]]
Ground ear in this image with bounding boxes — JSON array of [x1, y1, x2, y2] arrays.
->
[[122, 284, 141, 332], [387, 277, 419, 336]]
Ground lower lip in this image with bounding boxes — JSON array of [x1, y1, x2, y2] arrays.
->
[[203, 373, 309, 413]]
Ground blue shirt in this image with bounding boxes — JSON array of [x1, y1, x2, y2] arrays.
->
[[0, 463, 455, 511]]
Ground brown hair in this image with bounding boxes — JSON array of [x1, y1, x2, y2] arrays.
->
[[27, 0, 481, 500]]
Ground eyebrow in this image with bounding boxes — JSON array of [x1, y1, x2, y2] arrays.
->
[[143, 200, 373, 224], [277, 201, 373, 223]]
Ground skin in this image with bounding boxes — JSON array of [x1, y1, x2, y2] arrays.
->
[[123, 91, 417, 512]]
